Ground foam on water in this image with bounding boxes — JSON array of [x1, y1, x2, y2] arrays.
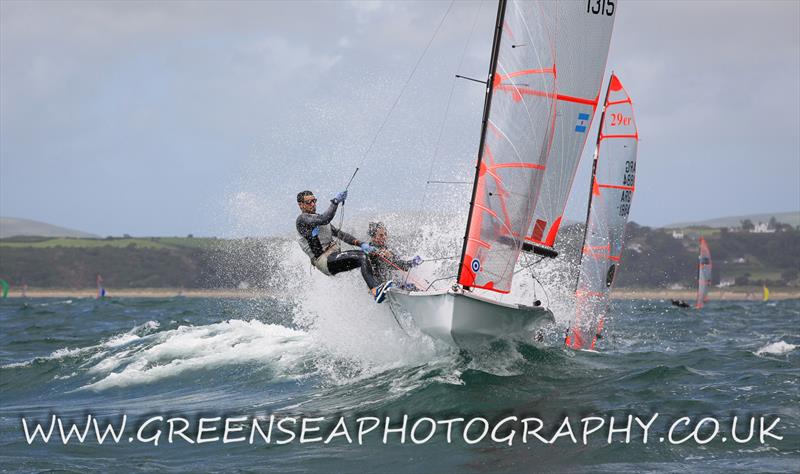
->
[[0, 320, 162, 369], [283, 243, 453, 384], [82, 319, 313, 391], [755, 340, 797, 356]]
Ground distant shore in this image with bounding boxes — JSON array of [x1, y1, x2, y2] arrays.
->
[[3, 288, 273, 299], [612, 289, 798, 301], [3, 288, 798, 300]]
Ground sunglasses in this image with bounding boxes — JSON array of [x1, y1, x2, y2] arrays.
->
[[303, 198, 317, 204]]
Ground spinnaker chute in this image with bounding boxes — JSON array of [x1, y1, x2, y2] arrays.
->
[[567, 73, 638, 350]]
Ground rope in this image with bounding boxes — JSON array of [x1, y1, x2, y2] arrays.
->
[[386, 301, 410, 336], [520, 251, 550, 307], [372, 251, 429, 289]]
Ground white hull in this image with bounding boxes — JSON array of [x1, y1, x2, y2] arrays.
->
[[387, 288, 554, 349]]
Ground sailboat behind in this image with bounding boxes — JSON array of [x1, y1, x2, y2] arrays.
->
[[567, 73, 639, 350], [696, 237, 712, 309]]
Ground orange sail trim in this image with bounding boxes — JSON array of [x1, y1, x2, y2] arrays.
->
[[543, 216, 562, 246], [598, 183, 635, 191], [474, 203, 498, 219], [600, 133, 639, 141], [469, 237, 492, 249], [494, 84, 599, 107], [497, 67, 556, 81], [592, 179, 601, 196], [523, 215, 561, 247], [490, 162, 546, 171]]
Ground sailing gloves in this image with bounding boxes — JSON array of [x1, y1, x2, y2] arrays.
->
[[332, 190, 348, 205], [360, 243, 376, 254]]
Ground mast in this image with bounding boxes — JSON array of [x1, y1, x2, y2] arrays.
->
[[574, 73, 614, 291], [457, 0, 507, 288]]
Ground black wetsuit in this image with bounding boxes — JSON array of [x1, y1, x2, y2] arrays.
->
[[368, 246, 413, 282], [296, 201, 380, 289]]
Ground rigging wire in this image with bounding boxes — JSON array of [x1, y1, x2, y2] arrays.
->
[[344, 0, 456, 193], [416, 0, 485, 221], [400, 0, 484, 287], [336, 0, 456, 235]]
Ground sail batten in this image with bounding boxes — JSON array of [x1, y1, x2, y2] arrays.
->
[[459, 0, 615, 293], [567, 73, 638, 350], [524, 2, 616, 250]]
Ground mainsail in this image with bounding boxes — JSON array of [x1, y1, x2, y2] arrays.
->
[[459, 0, 616, 293], [696, 237, 712, 309], [567, 73, 638, 350], [524, 1, 616, 252]]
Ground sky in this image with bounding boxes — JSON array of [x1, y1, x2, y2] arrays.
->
[[1, 0, 798, 238]]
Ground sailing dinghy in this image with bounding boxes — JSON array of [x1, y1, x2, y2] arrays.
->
[[695, 237, 712, 309], [388, 0, 616, 348], [566, 73, 639, 350]]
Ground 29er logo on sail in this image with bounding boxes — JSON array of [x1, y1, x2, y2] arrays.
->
[[587, 0, 615, 16]]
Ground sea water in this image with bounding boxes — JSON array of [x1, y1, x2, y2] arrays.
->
[[1, 293, 798, 472]]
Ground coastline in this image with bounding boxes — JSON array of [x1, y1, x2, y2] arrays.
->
[[3, 288, 797, 300], [612, 289, 798, 301], [3, 288, 275, 299]]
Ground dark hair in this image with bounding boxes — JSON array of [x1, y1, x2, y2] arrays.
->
[[297, 190, 314, 203], [368, 221, 385, 237]]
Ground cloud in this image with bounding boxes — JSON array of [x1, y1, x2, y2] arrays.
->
[[1, 0, 798, 236]]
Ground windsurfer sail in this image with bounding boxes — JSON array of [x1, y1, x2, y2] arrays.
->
[[566, 73, 639, 350], [695, 237, 712, 309]]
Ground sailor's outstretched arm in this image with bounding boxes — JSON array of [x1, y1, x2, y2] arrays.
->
[[394, 257, 412, 271], [298, 202, 339, 227], [331, 225, 361, 247]]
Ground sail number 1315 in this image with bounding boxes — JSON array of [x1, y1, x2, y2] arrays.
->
[[587, 0, 615, 16]]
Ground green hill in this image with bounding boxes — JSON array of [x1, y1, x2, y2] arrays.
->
[[664, 211, 800, 229], [1, 226, 798, 291], [0, 236, 285, 290], [0, 217, 99, 239]]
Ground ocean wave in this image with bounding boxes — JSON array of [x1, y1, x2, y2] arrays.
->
[[755, 341, 797, 356], [0, 320, 161, 369], [81, 319, 314, 391]]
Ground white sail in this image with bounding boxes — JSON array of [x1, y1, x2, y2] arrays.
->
[[524, 0, 616, 251], [460, 0, 616, 293], [567, 73, 638, 350], [696, 237, 712, 308]]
